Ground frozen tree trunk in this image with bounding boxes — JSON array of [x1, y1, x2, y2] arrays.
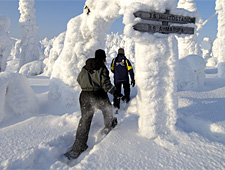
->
[[18, 0, 40, 69], [216, 0, 225, 77], [177, 0, 201, 59], [135, 36, 178, 138]]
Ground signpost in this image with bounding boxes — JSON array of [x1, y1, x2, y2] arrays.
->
[[133, 10, 196, 34], [124, 7, 197, 139]]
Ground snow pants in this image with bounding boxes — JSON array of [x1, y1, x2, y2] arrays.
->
[[72, 90, 113, 153], [113, 82, 130, 109]]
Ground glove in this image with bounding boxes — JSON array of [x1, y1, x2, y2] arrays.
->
[[114, 90, 124, 100], [131, 80, 135, 87]]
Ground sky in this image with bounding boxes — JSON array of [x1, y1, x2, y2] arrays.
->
[[0, 0, 218, 42]]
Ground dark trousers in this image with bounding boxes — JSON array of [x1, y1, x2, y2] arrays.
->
[[113, 82, 130, 109], [72, 90, 113, 153]]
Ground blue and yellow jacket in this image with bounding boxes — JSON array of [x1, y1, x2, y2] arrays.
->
[[110, 54, 134, 84]]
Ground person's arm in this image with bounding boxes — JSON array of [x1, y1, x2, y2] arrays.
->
[[126, 59, 135, 86], [110, 58, 115, 73], [101, 67, 115, 94]]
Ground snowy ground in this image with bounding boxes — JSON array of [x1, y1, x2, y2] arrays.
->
[[1, 67, 225, 169]]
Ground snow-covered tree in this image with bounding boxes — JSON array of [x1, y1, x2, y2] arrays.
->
[[105, 33, 134, 63], [200, 37, 212, 62], [178, 54, 206, 90], [0, 15, 13, 72], [216, 0, 225, 77], [18, 0, 40, 69], [212, 38, 219, 59], [210, 38, 219, 67], [40, 37, 55, 58], [105, 33, 123, 58], [177, 0, 202, 59], [11, 39, 22, 60], [43, 32, 65, 76], [49, 0, 121, 106]]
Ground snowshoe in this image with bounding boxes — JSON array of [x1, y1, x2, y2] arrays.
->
[[62, 146, 88, 160], [101, 117, 118, 135], [101, 127, 111, 135], [62, 150, 80, 160]]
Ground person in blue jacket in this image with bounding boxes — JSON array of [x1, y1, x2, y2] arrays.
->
[[110, 48, 135, 112]]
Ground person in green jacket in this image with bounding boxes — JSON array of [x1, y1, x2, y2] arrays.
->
[[63, 49, 123, 160]]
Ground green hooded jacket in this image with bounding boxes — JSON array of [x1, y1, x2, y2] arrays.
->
[[77, 66, 116, 95]]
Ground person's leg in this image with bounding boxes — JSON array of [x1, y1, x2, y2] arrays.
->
[[123, 82, 130, 102], [113, 83, 122, 109], [96, 91, 114, 129], [72, 92, 94, 153]]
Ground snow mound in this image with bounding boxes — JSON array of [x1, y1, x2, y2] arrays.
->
[[178, 54, 206, 90], [0, 72, 38, 123], [19, 60, 44, 76]]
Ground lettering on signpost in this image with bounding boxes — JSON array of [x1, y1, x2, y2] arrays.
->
[[133, 10, 196, 34]]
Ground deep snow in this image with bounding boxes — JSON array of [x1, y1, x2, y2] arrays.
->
[[0, 66, 225, 169]]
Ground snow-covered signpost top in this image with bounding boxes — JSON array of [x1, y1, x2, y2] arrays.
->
[[124, 2, 197, 139]]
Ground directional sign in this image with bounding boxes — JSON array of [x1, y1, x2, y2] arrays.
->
[[134, 11, 195, 24], [133, 10, 196, 35], [133, 23, 195, 34]]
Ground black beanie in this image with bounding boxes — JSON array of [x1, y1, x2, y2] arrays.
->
[[118, 48, 124, 54], [95, 49, 106, 62], [85, 58, 96, 71]]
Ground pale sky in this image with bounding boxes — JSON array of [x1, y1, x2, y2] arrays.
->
[[0, 0, 218, 41]]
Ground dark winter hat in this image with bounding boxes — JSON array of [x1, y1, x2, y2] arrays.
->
[[118, 48, 124, 54], [95, 49, 106, 62], [85, 58, 96, 71]]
